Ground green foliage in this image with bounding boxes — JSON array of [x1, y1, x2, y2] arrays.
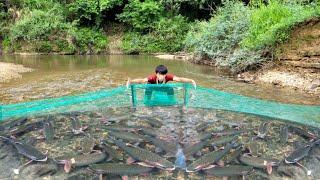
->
[[34, 41, 53, 53], [7, 2, 108, 54], [185, 1, 252, 71], [10, 4, 70, 41], [121, 16, 190, 53], [55, 39, 76, 53], [70, 27, 108, 54], [0, 2, 9, 38], [117, 0, 164, 31], [159, 0, 221, 14], [23, 0, 57, 10], [121, 32, 144, 54], [68, 0, 124, 27], [185, 0, 320, 72], [100, 0, 124, 11], [227, 49, 266, 72], [68, 0, 101, 26], [151, 15, 190, 52], [2, 38, 13, 52], [1, 0, 23, 9], [242, 0, 319, 50]]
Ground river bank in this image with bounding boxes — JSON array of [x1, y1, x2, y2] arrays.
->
[[237, 19, 320, 98]]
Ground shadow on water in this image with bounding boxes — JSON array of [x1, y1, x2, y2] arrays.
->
[[0, 106, 320, 179]]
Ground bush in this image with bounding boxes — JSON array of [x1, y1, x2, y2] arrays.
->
[[68, 0, 124, 27], [151, 15, 190, 52], [23, 0, 57, 10], [68, 0, 101, 26], [10, 5, 70, 41], [227, 49, 266, 72], [117, 0, 164, 32], [184, 1, 252, 71], [121, 15, 190, 53], [100, 0, 124, 11], [2, 38, 13, 52], [70, 27, 108, 54], [34, 41, 53, 53], [241, 0, 319, 50], [120, 32, 140, 54], [0, 2, 9, 38], [6, 3, 76, 53], [185, 0, 320, 72], [55, 39, 75, 53]]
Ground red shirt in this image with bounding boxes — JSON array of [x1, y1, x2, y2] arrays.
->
[[147, 74, 174, 84]]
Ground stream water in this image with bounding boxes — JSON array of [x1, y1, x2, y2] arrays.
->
[[0, 55, 319, 179]]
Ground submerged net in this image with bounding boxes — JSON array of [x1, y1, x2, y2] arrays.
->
[[1, 83, 320, 127]]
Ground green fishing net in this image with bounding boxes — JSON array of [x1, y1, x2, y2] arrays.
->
[[1, 83, 319, 127]]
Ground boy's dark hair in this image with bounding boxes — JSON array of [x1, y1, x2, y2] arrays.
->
[[155, 65, 168, 75]]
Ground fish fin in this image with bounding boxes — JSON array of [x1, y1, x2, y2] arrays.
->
[[266, 164, 273, 175], [202, 165, 216, 170], [126, 157, 136, 164], [193, 165, 204, 172], [135, 162, 155, 168], [64, 160, 72, 173], [185, 168, 196, 173]]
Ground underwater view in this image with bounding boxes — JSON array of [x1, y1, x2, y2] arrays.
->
[[1, 106, 320, 179]]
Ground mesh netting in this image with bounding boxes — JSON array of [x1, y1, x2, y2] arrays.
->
[[130, 84, 190, 107], [1, 83, 319, 127]]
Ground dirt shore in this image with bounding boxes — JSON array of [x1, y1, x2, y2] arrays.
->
[[236, 19, 320, 98], [0, 62, 33, 83]]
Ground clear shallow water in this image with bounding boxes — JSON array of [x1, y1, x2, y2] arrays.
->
[[1, 55, 319, 179], [0, 54, 319, 105], [0, 107, 319, 179]]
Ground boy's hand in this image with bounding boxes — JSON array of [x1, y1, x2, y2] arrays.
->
[[192, 80, 197, 89], [126, 78, 131, 89]]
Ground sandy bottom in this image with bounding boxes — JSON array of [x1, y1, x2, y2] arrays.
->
[[0, 62, 33, 83]]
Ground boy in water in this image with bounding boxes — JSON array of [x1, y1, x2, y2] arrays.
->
[[126, 65, 196, 103], [126, 65, 196, 87]]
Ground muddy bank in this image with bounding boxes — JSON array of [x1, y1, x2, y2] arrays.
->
[[232, 19, 320, 98], [0, 62, 33, 83]]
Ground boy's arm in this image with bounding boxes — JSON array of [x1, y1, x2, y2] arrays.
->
[[126, 78, 148, 88], [173, 76, 196, 89]]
